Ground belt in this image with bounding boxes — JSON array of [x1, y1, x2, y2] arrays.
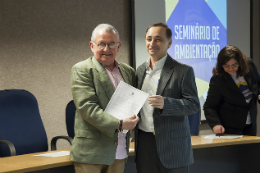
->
[[138, 129, 155, 135]]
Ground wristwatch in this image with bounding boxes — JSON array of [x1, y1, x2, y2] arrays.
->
[[119, 120, 123, 132]]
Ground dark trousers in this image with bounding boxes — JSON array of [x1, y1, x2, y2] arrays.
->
[[224, 124, 255, 136], [136, 129, 189, 173]]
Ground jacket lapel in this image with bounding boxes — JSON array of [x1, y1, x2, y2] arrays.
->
[[119, 65, 130, 85], [244, 73, 252, 88], [225, 74, 249, 105], [137, 63, 147, 90], [245, 71, 258, 96], [226, 75, 243, 94], [156, 55, 174, 95], [92, 57, 114, 99]]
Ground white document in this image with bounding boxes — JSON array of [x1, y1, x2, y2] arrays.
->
[[105, 81, 149, 120], [204, 134, 243, 139], [33, 151, 70, 157]]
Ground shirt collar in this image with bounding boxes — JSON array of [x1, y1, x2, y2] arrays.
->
[[231, 72, 239, 79], [103, 60, 120, 71], [145, 54, 167, 71]]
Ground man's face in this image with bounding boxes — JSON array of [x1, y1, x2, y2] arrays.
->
[[146, 26, 172, 59], [90, 29, 121, 68]]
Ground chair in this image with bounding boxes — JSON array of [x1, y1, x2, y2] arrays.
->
[[65, 100, 76, 139], [0, 90, 74, 157], [0, 89, 49, 157], [51, 100, 75, 150], [188, 110, 201, 136]]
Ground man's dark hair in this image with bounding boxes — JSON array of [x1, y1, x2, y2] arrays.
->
[[146, 23, 172, 40]]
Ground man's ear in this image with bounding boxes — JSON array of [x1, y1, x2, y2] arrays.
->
[[168, 39, 172, 48], [116, 42, 122, 52], [90, 41, 94, 52]]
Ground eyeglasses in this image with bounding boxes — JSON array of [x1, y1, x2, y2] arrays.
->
[[92, 42, 118, 50], [222, 64, 239, 69]]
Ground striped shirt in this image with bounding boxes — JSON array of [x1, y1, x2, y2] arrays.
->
[[104, 60, 127, 159]]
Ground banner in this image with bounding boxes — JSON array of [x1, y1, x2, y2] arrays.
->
[[166, 0, 227, 118]]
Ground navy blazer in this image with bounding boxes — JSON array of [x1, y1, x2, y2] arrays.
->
[[135, 55, 200, 169], [204, 57, 260, 135]]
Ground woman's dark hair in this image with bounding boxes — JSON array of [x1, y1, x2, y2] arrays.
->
[[213, 45, 249, 78]]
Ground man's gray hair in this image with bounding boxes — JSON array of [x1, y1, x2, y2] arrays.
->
[[91, 23, 120, 42]]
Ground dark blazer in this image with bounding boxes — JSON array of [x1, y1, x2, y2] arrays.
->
[[204, 57, 260, 135], [135, 55, 200, 169]]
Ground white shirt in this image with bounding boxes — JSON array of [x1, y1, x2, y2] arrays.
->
[[139, 55, 167, 132]]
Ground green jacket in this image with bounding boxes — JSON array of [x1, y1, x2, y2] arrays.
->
[[70, 57, 135, 164]]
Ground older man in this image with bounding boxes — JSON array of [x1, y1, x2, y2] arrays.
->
[[70, 23, 139, 173], [135, 23, 200, 173]]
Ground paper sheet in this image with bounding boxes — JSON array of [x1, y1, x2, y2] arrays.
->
[[33, 151, 70, 157], [204, 134, 243, 139], [105, 81, 149, 120]]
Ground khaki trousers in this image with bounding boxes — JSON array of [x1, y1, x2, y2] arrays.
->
[[74, 159, 126, 173]]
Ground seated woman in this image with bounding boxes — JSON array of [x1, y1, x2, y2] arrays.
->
[[204, 45, 260, 136]]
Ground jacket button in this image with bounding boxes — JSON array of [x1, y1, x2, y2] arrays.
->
[[115, 141, 118, 145]]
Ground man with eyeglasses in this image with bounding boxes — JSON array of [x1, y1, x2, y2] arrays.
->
[[70, 23, 139, 173]]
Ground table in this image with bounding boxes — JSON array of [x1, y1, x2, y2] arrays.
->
[[191, 134, 260, 148], [190, 135, 260, 173], [0, 149, 73, 173], [1, 135, 260, 173], [125, 135, 260, 173]]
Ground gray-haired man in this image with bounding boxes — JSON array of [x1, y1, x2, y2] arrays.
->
[[70, 23, 139, 173]]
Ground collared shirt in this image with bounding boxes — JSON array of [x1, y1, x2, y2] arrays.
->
[[104, 60, 127, 159], [139, 55, 167, 132]]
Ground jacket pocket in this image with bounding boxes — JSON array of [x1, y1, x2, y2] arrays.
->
[[75, 130, 101, 139]]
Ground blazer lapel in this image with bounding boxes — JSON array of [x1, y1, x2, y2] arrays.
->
[[92, 57, 114, 99], [226, 74, 249, 96], [119, 65, 130, 85], [245, 71, 258, 96], [137, 63, 147, 90], [244, 72, 253, 90], [156, 55, 174, 95], [225, 74, 249, 106]]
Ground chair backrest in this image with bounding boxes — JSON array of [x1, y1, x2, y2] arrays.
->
[[0, 89, 48, 157], [65, 100, 76, 139], [188, 110, 200, 136]]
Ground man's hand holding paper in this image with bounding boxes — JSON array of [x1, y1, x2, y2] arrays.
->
[[123, 114, 139, 130], [105, 81, 148, 130]]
